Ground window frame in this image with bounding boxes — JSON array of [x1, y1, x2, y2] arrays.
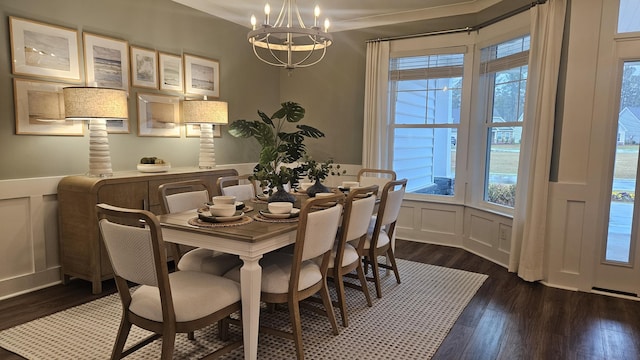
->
[[388, 35, 475, 204]]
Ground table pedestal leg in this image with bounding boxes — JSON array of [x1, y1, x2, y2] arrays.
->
[[239, 254, 262, 360]]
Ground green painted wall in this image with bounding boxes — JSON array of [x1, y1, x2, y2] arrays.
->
[[0, 0, 532, 180], [0, 0, 280, 180]]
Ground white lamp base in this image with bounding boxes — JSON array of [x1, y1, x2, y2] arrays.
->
[[87, 119, 113, 177], [198, 123, 216, 169]]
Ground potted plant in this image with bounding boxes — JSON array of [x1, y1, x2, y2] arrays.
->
[[228, 102, 324, 203], [302, 157, 345, 197]]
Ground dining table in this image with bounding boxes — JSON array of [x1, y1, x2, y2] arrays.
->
[[157, 200, 301, 360]]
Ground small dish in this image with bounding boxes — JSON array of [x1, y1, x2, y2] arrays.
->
[[259, 208, 300, 219], [235, 201, 245, 210], [198, 210, 244, 223], [256, 194, 269, 201], [137, 163, 171, 173]]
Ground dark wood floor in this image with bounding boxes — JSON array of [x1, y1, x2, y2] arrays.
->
[[2, 240, 640, 360]]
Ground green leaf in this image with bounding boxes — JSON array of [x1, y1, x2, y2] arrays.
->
[[228, 119, 256, 138], [258, 110, 274, 127], [253, 122, 276, 147], [281, 102, 305, 122], [297, 124, 325, 138]]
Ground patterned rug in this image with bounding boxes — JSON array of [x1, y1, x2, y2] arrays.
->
[[0, 259, 487, 359]]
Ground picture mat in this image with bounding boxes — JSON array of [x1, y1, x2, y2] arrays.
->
[[83, 33, 129, 89], [184, 54, 219, 98], [131, 46, 158, 89], [9, 17, 81, 81], [13, 78, 84, 136], [158, 52, 183, 92], [136, 93, 181, 137]]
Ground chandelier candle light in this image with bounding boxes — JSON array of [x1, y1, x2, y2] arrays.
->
[[249, 0, 332, 70], [182, 97, 228, 169], [63, 87, 128, 178]]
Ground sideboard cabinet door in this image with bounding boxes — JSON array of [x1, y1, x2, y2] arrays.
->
[[57, 168, 238, 294]]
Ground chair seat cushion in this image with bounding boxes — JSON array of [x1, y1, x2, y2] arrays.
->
[[349, 229, 390, 250], [326, 243, 359, 269], [130, 270, 240, 322], [224, 252, 321, 294], [178, 248, 242, 275]]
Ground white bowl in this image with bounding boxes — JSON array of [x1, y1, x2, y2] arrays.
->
[[342, 181, 360, 189], [209, 204, 236, 217], [268, 202, 293, 214], [212, 195, 236, 205]]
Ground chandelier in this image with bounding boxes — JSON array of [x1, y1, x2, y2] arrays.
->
[[248, 0, 333, 70]]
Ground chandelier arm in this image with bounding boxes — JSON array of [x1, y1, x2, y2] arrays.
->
[[247, 0, 332, 70], [294, 46, 327, 68], [274, 0, 287, 27], [265, 41, 289, 67], [291, 41, 317, 67]]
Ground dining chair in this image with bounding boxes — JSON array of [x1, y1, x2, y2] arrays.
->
[[216, 174, 257, 202], [224, 192, 345, 360], [352, 178, 407, 298], [327, 184, 378, 327], [96, 203, 242, 360], [158, 179, 242, 275], [356, 168, 397, 192]]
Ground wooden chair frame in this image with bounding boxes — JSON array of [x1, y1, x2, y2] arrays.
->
[[96, 204, 241, 359], [157, 179, 212, 262], [329, 184, 378, 327], [354, 179, 407, 298], [260, 192, 345, 360], [216, 174, 258, 200]]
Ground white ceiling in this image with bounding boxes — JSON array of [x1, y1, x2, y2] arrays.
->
[[172, 0, 504, 32]]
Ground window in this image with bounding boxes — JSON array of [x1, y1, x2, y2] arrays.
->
[[618, 0, 640, 33], [478, 35, 530, 208], [388, 52, 464, 197]]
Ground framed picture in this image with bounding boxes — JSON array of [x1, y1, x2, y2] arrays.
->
[[13, 78, 84, 136], [136, 93, 181, 137], [130, 46, 158, 89], [158, 52, 183, 92], [9, 17, 81, 82], [83, 33, 129, 90], [106, 119, 130, 134], [185, 123, 222, 138], [184, 54, 219, 98]]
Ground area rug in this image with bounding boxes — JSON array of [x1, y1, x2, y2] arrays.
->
[[0, 259, 487, 359]]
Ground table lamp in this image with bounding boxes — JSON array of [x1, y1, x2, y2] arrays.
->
[[63, 87, 128, 177], [182, 98, 228, 168]]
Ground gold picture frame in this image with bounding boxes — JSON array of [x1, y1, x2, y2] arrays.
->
[[130, 46, 158, 89], [83, 32, 129, 89], [13, 78, 84, 136], [136, 93, 181, 137], [158, 52, 183, 92], [184, 53, 220, 98], [9, 17, 81, 82]]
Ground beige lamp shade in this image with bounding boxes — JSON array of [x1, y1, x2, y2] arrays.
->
[[63, 87, 128, 120], [62, 86, 128, 178], [183, 100, 228, 124]]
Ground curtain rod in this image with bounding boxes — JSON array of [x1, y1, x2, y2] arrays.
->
[[366, 0, 546, 43]]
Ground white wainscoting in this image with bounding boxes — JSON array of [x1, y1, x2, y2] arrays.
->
[[0, 176, 63, 300], [0, 164, 518, 300]]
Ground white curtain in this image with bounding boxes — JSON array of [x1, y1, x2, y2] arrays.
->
[[362, 41, 390, 169], [509, 0, 567, 280]]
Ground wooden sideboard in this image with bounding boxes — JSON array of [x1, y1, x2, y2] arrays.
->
[[57, 167, 238, 294]]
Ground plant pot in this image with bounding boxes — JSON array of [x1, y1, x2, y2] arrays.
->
[[268, 186, 296, 203], [306, 180, 330, 197]]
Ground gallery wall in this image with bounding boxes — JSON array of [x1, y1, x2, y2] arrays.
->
[[0, 0, 281, 180]]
